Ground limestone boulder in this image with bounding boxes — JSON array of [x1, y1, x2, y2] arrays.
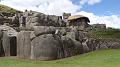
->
[[0, 30, 4, 57], [86, 38, 100, 51], [0, 25, 18, 37], [31, 34, 63, 60], [101, 41, 120, 49], [107, 42, 120, 49], [17, 31, 32, 59], [33, 26, 56, 36], [61, 37, 83, 57], [0, 25, 18, 56]]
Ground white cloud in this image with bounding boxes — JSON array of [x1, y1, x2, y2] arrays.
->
[[74, 11, 120, 28], [0, 0, 101, 15], [80, 0, 101, 5], [0, 0, 120, 28], [0, 0, 80, 15]]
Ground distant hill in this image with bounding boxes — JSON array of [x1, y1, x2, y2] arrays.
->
[[0, 4, 20, 13]]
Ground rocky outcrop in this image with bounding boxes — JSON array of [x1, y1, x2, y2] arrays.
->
[[98, 40, 120, 49], [0, 16, 11, 25], [86, 39, 120, 50]]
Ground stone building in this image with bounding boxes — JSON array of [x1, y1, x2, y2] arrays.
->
[[67, 15, 90, 29], [92, 24, 106, 29]]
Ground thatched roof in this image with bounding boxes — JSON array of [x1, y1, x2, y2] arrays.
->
[[67, 15, 90, 22]]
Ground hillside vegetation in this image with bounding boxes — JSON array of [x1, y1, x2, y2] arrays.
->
[[89, 28, 120, 40], [0, 49, 120, 67], [0, 4, 19, 13]]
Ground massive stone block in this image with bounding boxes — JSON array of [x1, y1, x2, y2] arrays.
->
[[2, 31, 17, 56], [0, 30, 4, 57], [0, 38, 4, 57], [33, 26, 55, 36], [61, 37, 83, 57], [2, 31, 10, 56], [17, 31, 31, 59], [31, 34, 63, 60]]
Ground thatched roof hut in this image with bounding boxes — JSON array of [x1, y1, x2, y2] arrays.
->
[[67, 15, 90, 22], [67, 15, 90, 29]]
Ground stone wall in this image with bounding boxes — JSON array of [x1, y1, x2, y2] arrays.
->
[[92, 24, 106, 29], [0, 11, 120, 61], [16, 26, 88, 60]]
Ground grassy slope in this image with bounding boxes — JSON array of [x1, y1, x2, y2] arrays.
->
[[0, 49, 120, 67], [88, 28, 120, 40], [0, 4, 19, 13]]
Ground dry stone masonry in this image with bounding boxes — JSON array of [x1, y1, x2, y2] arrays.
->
[[0, 10, 120, 60]]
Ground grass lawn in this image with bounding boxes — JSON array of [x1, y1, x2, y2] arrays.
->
[[0, 49, 120, 67]]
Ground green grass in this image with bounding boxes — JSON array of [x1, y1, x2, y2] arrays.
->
[[0, 4, 19, 13], [0, 49, 120, 67], [89, 28, 120, 40]]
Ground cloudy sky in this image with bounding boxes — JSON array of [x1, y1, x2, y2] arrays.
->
[[0, 0, 120, 28]]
